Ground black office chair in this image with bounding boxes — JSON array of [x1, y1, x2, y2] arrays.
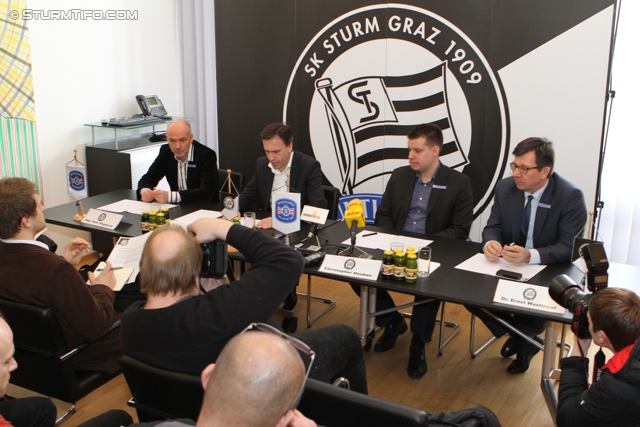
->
[[217, 168, 245, 194], [119, 354, 203, 422], [322, 185, 340, 221], [298, 378, 428, 427], [0, 297, 121, 424]]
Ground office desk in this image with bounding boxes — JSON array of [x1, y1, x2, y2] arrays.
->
[[304, 222, 587, 419], [44, 189, 220, 251]]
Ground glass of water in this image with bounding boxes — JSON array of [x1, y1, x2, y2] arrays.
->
[[418, 247, 432, 277]]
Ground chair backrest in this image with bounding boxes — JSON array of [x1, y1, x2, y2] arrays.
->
[[218, 169, 245, 194], [337, 193, 383, 225], [119, 354, 204, 421], [323, 185, 341, 220], [297, 378, 428, 427], [0, 297, 82, 402]]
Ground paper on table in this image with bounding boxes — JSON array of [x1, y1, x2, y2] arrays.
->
[[89, 262, 133, 291], [98, 199, 176, 215], [173, 209, 222, 223], [105, 233, 152, 284], [455, 253, 546, 281], [341, 231, 433, 251]]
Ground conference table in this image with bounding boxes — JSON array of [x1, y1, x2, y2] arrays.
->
[[45, 190, 640, 419]]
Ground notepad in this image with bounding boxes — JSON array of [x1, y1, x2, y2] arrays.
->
[[88, 262, 134, 291]]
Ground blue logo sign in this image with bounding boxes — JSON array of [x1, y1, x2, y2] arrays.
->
[[69, 170, 85, 191], [275, 198, 297, 223]]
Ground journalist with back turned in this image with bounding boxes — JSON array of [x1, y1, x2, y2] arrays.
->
[[466, 137, 587, 373], [120, 220, 368, 394], [557, 287, 640, 427]]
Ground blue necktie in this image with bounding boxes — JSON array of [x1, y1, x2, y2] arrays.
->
[[520, 195, 533, 247]]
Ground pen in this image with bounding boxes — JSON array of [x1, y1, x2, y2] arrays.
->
[[96, 266, 123, 272], [363, 232, 378, 237], [509, 242, 516, 246]]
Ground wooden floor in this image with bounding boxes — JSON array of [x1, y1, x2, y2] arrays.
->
[[8, 275, 567, 427]]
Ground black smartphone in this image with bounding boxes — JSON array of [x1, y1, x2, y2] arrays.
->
[[496, 269, 523, 280]]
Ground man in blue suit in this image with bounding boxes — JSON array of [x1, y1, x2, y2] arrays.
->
[[468, 137, 587, 373]]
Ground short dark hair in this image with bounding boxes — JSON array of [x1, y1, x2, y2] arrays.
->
[[139, 225, 202, 296], [0, 177, 38, 239], [407, 123, 443, 149], [590, 288, 640, 352], [512, 137, 555, 175], [260, 123, 293, 146]]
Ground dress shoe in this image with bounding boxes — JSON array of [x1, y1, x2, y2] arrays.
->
[[501, 335, 544, 358], [374, 316, 407, 352], [500, 336, 519, 358], [282, 290, 297, 311], [407, 335, 427, 379], [507, 342, 540, 374]]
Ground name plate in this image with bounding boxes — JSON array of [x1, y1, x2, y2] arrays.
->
[[81, 208, 123, 230], [318, 254, 382, 281], [493, 279, 565, 314], [301, 205, 329, 225]]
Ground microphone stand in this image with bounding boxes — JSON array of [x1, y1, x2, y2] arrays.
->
[[338, 222, 369, 256]]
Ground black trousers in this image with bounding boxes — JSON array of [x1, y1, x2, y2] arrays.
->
[[465, 305, 546, 339], [0, 397, 56, 427], [77, 410, 133, 427], [349, 284, 440, 344]]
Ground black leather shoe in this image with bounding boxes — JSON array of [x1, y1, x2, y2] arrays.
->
[[282, 290, 297, 311], [374, 316, 407, 352], [501, 335, 543, 358], [507, 342, 540, 374], [500, 336, 518, 358], [407, 337, 427, 379]]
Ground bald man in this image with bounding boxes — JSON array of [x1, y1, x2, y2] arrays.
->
[[130, 330, 316, 427], [138, 119, 219, 203], [0, 315, 56, 427], [121, 221, 367, 394]]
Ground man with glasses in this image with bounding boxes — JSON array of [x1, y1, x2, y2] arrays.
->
[[467, 137, 587, 373], [129, 323, 318, 427], [138, 119, 219, 203], [121, 220, 367, 394]]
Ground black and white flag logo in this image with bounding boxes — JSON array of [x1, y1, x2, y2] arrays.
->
[[285, 4, 510, 215]]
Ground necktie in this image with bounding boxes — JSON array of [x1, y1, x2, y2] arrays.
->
[[520, 195, 533, 247]]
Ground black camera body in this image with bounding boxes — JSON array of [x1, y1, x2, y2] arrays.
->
[[549, 275, 592, 338], [200, 239, 228, 277], [581, 243, 609, 292]]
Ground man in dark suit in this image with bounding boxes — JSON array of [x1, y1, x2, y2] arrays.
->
[[138, 119, 219, 203], [467, 137, 587, 373], [352, 123, 473, 379], [239, 122, 326, 229], [239, 122, 326, 309]]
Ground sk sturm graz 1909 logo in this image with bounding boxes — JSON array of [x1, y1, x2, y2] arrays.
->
[[284, 4, 510, 215], [275, 199, 297, 223]]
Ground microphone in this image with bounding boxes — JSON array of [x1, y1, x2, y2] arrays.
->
[[344, 199, 365, 246]]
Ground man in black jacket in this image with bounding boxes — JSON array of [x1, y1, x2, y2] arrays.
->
[[557, 287, 640, 427], [138, 119, 219, 203], [352, 123, 473, 379]]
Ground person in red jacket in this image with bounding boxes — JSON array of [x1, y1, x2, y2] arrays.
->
[[557, 287, 640, 427]]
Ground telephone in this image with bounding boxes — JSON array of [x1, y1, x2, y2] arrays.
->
[[136, 94, 169, 118]]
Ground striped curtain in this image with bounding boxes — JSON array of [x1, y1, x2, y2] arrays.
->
[[0, 0, 41, 189]]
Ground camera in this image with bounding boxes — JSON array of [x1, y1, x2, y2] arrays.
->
[[549, 274, 592, 338], [580, 243, 608, 292], [200, 239, 228, 277]]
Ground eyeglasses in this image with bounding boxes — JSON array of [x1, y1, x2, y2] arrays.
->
[[510, 162, 539, 175], [240, 322, 315, 412]]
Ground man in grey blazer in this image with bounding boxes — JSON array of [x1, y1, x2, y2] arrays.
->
[[352, 123, 474, 379], [468, 137, 587, 373]]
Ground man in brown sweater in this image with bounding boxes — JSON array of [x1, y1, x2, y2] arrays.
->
[[0, 177, 120, 373]]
